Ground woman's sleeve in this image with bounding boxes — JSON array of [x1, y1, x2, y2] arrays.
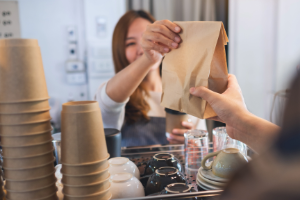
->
[[94, 81, 129, 130]]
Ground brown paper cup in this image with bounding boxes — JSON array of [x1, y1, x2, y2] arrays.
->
[[166, 113, 190, 134], [61, 155, 109, 175], [5, 183, 57, 200], [0, 46, 50, 103], [2, 150, 55, 169], [0, 120, 52, 136], [1, 140, 54, 157], [63, 177, 110, 196], [63, 185, 111, 200], [62, 101, 99, 113], [0, 110, 51, 125], [3, 159, 55, 180], [0, 99, 50, 114], [5, 173, 56, 191], [0, 39, 39, 47], [62, 166, 110, 185], [61, 109, 108, 164], [1, 131, 52, 146]]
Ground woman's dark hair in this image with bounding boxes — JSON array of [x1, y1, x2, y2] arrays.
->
[[112, 10, 156, 124]]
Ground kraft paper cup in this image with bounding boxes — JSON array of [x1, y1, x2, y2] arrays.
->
[[0, 120, 52, 136], [61, 109, 108, 164], [3, 158, 55, 180], [5, 183, 57, 200], [62, 176, 110, 196], [5, 173, 56, 191], [63, 185, 112, 200], [0, 46, 50, 103], [0, 99, 50, 114], [62, 166, 110, 185], [0, 110, 51, 125], [0, 39, 39, 47], [2, 150, 55, 169], [1, 131, 52, 146], [61, 154, 109, 175], [1, 140, 54, 157], [62, 101, 99, 113]]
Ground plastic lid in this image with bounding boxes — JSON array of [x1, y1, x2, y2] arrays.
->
[[104, 128, 120, 137], [108, 157, 129, 165], [165, 108, 186, 115], [111, 172, 132, 182]]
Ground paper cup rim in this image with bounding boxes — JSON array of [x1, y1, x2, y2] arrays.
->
[[0, 118, 52, 126], [0, 128, 53, 138], [62, 174, 110, 187], [5, 171, 55, 182], [1, 138, 53, 148], [61, 154, 110, 166], [62, 183, 111, 197], [62, 101, 98, 106], [5, 182, 57, 193], [61, 109, 100, 114], [0, 108, 51, 115], [62, 165, 110, 177], [3, 157, 56, 170], [0, 97, 51, 104], [2, 147, 55, 159]]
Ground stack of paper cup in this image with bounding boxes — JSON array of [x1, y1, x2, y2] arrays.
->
[[61, 101, 111, 200], [0, 39, 58, 199]]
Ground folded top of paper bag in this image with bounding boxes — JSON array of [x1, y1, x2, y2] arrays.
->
[[161, 21, 228, 119]]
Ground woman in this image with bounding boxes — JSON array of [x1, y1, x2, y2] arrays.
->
[[95, 10, 206, 147]]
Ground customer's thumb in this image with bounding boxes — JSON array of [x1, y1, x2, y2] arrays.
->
[[189, 86, 220, 104]]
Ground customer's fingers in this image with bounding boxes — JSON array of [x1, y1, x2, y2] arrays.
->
[[190, 86, 221, 105], [148, 24, 181, 43], [227, 74, 241, 91]]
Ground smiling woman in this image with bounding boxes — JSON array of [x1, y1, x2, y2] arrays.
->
[[95, 10, 206, 147]]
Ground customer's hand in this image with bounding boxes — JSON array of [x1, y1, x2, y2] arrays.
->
[[167, 121, 194, 144], [189, 74, 249, 139], [141, 20, 181, 63]]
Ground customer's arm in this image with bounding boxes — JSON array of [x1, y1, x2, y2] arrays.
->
[[190, 74, 280, 153]]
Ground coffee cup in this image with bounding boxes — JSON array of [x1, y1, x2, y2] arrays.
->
[[201, 148, 248, 178], [104, 129, 121, 158], [145, 167, 186, 195], [110, 172, 144, 199], [144, 153, 182, 176], [165, 108, 189, 135], [108, 157, 139, 179]]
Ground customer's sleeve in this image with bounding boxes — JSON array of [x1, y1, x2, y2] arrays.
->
[[94, 81, 129, 130]]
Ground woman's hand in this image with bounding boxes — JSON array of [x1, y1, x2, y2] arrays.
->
[[141, 20, 181, 63], [167, 121, 195, 144]]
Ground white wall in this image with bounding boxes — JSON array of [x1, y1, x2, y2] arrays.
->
[[229, 0, 300, 122], [16, 0, 88, 128]]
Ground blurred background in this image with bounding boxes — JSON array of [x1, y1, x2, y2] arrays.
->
[[0, 0, 300, 132]]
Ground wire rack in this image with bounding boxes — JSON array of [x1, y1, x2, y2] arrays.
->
[[120, 144, 222, 200]]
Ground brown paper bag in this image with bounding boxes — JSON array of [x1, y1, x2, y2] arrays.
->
[[161, 21, 229, 119]]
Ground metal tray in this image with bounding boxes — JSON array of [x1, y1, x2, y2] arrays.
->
[[120, 144, 222, 200]]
